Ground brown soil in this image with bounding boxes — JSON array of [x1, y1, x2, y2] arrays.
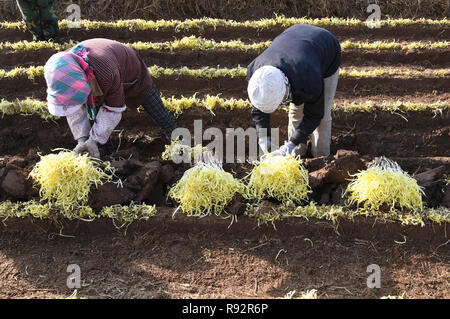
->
[[1, 71, 449, 103], [0, 213, 449, 299], [1, 5, 450, 299], [2, 0, 449, 21], [2, 147, 447, 299], [0, 107, 449, 159], [2, 46, 450, 69], [1, 24, 449, 44]]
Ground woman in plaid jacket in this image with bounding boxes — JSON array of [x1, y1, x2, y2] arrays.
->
[[44, 38, 179, 158]]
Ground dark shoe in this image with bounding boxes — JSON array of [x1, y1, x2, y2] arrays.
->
[[99, 139, 115, 157]]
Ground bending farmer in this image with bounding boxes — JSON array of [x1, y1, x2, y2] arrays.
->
[[44, 38, 179, 158], [247, 24, 341, 158]]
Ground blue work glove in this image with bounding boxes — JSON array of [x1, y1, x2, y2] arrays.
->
[[270, 141, 308, 157], [271, 141, 296, 157]]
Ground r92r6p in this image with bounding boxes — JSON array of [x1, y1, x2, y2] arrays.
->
[[226, 303, 268, 314]]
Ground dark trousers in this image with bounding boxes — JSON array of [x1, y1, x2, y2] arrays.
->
[[16, 0, 59, 41], [141, 85, 179, 139]]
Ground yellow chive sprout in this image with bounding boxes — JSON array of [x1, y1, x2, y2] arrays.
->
[[161, 139, 208, 162]]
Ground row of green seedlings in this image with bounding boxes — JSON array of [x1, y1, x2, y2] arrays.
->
[[162, 142, 449, 227], [1, 97, 448, 121], [1, 64, 448, 82], [1, 37, 448, 52], [0, 200, 157, 228], [1, 16, 449, 31]]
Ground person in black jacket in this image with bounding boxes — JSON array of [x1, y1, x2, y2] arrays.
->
[[247, 24, 341, 158]]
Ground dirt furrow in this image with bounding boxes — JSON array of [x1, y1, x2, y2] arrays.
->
[[1, 74, 449, 101], [1, 24, 449, 43], [1, 47, 449, 69], [0, 224, 448, 299], [0, 108, 448, 159]]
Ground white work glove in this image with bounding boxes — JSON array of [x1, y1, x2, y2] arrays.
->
[[271, 140, 296, 157], [73, 137, 100, 159], [76, 137, 87, 147], [258, 137, 273, 155]]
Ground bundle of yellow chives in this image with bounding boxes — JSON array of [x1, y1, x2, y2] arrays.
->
[[245, 154, 311, 204], [29, 151, 115, 211], [345, 156, 424, 212], [168, 161, 245, 217]]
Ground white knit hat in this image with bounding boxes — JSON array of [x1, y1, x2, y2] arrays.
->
[[247, 66, 288, 113]]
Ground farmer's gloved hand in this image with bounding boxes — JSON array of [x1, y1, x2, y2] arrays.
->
[[271, 140, 297, 157], [272, 141, 308, 157], [258, 137, 272, 155], [76, 137, 88, 147], [292, 142, 308, 157], [273, 141, 308, 157], [73, 137, 100, 159]]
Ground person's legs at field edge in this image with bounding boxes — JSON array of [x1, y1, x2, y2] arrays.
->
[[16, 0, 59, 41]]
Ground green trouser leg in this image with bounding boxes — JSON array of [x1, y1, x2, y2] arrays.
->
[[37, 0, 59, 40], [16, 0, 40, 40], [16, 0, 59, 41]]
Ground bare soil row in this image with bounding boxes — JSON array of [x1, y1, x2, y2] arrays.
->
[[1, 107, 449, 158], [1, 220, 448, 299], [1, 24, 450, 43], [1, 73, 449, 103], [3, 0, 449, 21], [1, 46, 450, 69], [1, 209, 449, 245]]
